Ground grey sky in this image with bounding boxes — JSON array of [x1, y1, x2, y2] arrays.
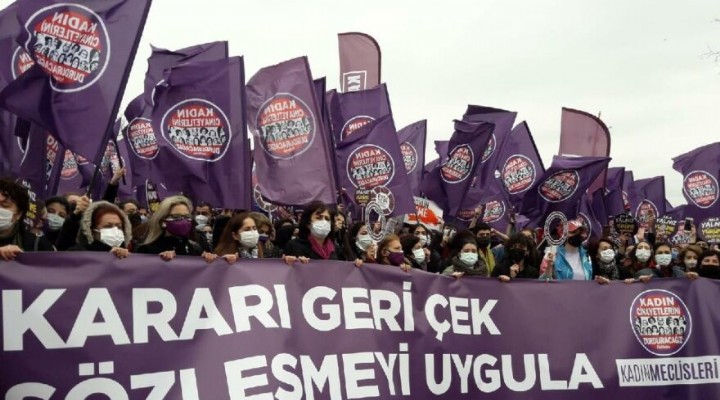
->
[[3, 0, 719, 206]]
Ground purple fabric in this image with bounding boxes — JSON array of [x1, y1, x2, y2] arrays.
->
[[496, 121, 546, 206], [338, 32, 381, 92], [0, 0, 152, 163], [2, 252, 720, 399], [397, 120, 426, 196], [327, 83, 391, 143], [604, 167, 626, 217], [579, 191, 604, 242], [246, 57, 337, 207], [627, 177, 666, 231], [334, 115, 415, 218], [151, 57, 250, 209], [672, 143, 720, 215], [559, 108, 611, 194]]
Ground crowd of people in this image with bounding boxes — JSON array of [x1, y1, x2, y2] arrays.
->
[[1, 172, 719, 283]]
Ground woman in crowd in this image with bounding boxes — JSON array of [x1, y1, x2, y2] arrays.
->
[[653, 242, 675, 277], [344, 222, 376, 262], [44, 196, 71, 245], [214, 212, 263, 262], [621, 239, 655, 282], [442, 232, 486, 277], [284, 201, 337, 262], [695, 249, 720, 280], [590, 237, 621, 284], [492, 233, 539, 281], [69, 201, 131, 258], [376, 234, 411, 271], [675, 245, 702, 278], [136, 195, 215, 262], [539, 220, 593, 281], [0, 178, 55, 260], [400, 234, 427, 270], [251, 212, 281, 258]]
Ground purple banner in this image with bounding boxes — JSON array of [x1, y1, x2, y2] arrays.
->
[[327, 83, 392, 143], [497, 121, 546, 206], [338, 32, 381, 92], [627, 176, 666, 231], [672, 143, 720, 219], [559, 108, 611, 194], [2, 253, 720, 399], [397, 120, 426, 196]]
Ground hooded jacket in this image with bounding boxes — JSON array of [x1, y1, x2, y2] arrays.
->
[[70, 201, 132, 251]]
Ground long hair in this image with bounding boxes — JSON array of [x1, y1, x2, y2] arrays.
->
[[214, 212, 263, 258], [377, 234, 401, 265], [142, 195, 193, 245], [298, 201, 335, 241]]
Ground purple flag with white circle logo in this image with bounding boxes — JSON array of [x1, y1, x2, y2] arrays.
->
[[246, 57, 337, 207], [397, 120, 426, 196], [151, 57, 250, 209], [496, 121, 546, 206], [672, 143, 720, 217], [327, 83, 391, 144], [627, 176, 666, 232], [605, 167, 626, 218]]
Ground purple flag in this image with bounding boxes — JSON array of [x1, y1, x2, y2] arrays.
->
[[495, 121, 545, 206], [327, 83, 391, 143], [622, 170, 635, 212], [604, 167, 626, 217], [627, 176, 666, 231], [435, 140, 449, 164], [338, 32, 381, 92], [151, 57, 250, 209], [0, 0, 152, 165], [335, 115, 415, 220], [419, 120, 495, 218], [559, 108, 611, 194], [672, 143, 720, 211], [579, 191, 604, 243], [397, 120, 426, 196], [56, 149, 92, 195], [246, 57, 337, 206], [519, 156, 611, 229], [16, 125, 49, 198]]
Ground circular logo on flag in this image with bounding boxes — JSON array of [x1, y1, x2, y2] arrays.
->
[[698, 217, 720, 244], [341, 115, 374, 140], [11, 47, 34, 79], [483, 200, 506, 223], [544, 211, 568, 246], [630, 289, 691, 356], [538, 170, 580, 202], [400, 141, 418, 173], [24, 4, 110, 92], [481, 134, 496, 163], [370, 185, 395, 215], [347, 144, 395, 189], [61, 150, 79, 179], [127, 118, 159, 160], [441, 145, 474, 183], [502, 155, 536, 195], [456, 208, 477, 222], [161, 99, 232, 162], [253, 184, 278, 213], [255, 93, 316, 160], [635, 200, 658, 228], [683, 171, 718, 209]]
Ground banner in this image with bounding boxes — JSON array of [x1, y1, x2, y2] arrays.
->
[[397, 120, 426, 196], [0, 0, 152, 163], [2, 253, 720, 399], [327, 84, 392, 143], [627, 176, 666, 231], [559, 108, 611, 194], [404, 196, 444, 231], [605, 167, 627, 217], [246, 57, 337, 206], [672, 143, 720, 216], [496, 121, 546, 206], [151, 57, 250, 209], [338, 32, 381, 92]]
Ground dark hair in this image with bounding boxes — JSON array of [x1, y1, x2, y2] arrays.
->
[[399, 234, 420, 257], [273, 218, 294, 234], [698, 249, 720, 266], [0, 178, 30, 216], [411, 224, 428, 235], [653, 242, 672, 253], [274, 224, 296, 251], [473, 222, 492, 232], [195, 201, 213, 211], [44, 196, 71, 216], [118, 199, 140, 210], [298, 201, 334, 240], [214, 212, 262, 257], [449, 231, 478, 257], [506, 233, 534, 251], [624, 239, 653, 271], [588, 237, 617, 259], [679, 245, 702, 262]]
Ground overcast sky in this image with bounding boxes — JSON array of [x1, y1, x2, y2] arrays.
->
[[3, 0, 719, 205]]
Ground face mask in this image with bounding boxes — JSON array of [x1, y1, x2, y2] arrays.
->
[[194, 215, 208, 231], [97, 227, 125, 248], [599, 249, 615, 263], [655, 254, 672, 267], [140, 215, 148, 223], [258, 233, 269, 244], [509, 248, 526, 263], [636, 249, 652, 263], [205, 233, 213, 243], [387, 251, 405, 266], [311, 220, 331, 239], [47, 213, 65, 231], [416, 234, 427, 246], [356, 234, 373, 251], [477, 237, 491, 248], [684, 259, 697, 270], [412, 248, 426, 263], [239, 230, 259, 248], [165, 219, 192, 237], [567, 234, 584, 247], [291, 236, 298, 241], [671, 248, 679, 261], [0, 207, 15, 231], [459, 252, 478, 265]]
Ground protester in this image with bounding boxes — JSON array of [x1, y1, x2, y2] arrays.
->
[[376, 234, 411, 271], [589, 238, 621, 284], [251, 212, 281, 258], [677, 245, 702, 279], [136, 195, 215, 262], [344, 222, 375, 262], [621, 239, 655, 282], [653, 242, 675, 277], [44, 196, 71, 245], [696, 249, 720, 280], [442, 232, 486, 277], [0, 178, 54, 260], [283, 201, 337, 262], [539, 220, 593, 281], [213, 212, 263, 262], [470, 223, 496, 276], [492, 233, 539, 281], [69, 201, 131, 258], [400, 234, 426, 270]]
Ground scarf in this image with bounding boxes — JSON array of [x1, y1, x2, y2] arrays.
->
[[309, 235, 335, 260]]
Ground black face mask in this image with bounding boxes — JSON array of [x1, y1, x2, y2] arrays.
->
[[477, 237, 491, 248], [509, 248, 526, 263], [699, 265, 720, 280], [567, 235, 584, 248]]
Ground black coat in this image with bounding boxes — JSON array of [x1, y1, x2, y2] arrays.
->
[[136, 236, 203, 256]]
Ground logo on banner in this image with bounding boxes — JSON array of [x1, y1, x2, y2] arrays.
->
[[11, 47, 34, 79], [481, 134, 496, 163], [127, 118, 159, 160], [25, 4, 110, 92], [456, 208, 476, 222], [630, 290, 691, 356], [539, 170, 579, 202], [61, 150, 80, 179], [162, 99, 232, 162], [483, 200, 506, 223], [253, 185, 278, 213], [342, 70, 367, 92], [544, 211, 568, 246], [655, 215, 678, 238], [502, 155, 536, 194], [699, 217, 720, 244], [99, 141, 119, 177], [341, 116, 374, 140], [256, 93, 315, 160], [400, 142, 418, 173], [347, 144, 395, 189], [441, 145, 474, 183], [370, 186, 395, 215], [683, 171, 718, 209], [635, 200, 658, 229]]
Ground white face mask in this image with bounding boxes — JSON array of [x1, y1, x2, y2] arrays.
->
[[599, 249, 615, 263], [685, 259, 697, 270], [416, 234, 427, 246], [47, 213, 65, 231], [97, 227, 125, 248], [655, 254, 672, 267], [636, 249, 652, 263], [0, 207, 15, 231], [356, 234, 373, 251], [412, 248, 426, 263], [195, 215, 209, 230], [459, 252, 478, 265], [311, 220, 331, 239], [239, 230, 259, 248]]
